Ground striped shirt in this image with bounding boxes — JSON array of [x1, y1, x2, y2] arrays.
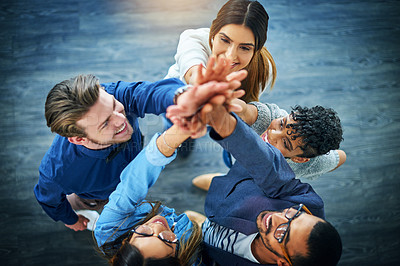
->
[[202, 218, 260, 263]]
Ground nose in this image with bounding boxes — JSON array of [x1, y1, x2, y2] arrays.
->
[[225, 45, 237, 61], [112, 111, 125, 127], [273, 211, 291, 224]]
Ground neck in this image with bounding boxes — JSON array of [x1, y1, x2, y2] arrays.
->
[[83, 140, 113, 150], [251, 235, 276, 264]]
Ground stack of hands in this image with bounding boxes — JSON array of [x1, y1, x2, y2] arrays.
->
[[166, 56, 248, 138]]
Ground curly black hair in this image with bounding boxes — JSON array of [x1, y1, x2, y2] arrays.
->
[[286, 105, 343, 158]]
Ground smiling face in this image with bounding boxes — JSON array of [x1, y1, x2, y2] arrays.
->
[[211, 24, 255, 73], [129, 216, 178, 259], [255, 208, 322, 264], [74, 89, 133, 149], [260, 114, 308, 160]]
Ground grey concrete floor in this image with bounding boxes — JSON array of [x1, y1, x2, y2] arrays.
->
[[1, 0, 399, 265]]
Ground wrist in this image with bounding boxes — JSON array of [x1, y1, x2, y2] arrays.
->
[[174, 85, 193, 104]]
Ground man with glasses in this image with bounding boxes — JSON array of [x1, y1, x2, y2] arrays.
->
[[168, 102, 343, 265]]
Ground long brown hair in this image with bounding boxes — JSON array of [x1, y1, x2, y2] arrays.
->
[[209, 0, 277, 102], [97, 201, 202, 266]]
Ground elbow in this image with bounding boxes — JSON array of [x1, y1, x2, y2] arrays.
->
[[337, 150, 347, 167]]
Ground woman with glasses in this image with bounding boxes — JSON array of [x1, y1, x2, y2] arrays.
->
[[93, 122, 205, 265]]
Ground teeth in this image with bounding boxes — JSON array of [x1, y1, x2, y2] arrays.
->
[[263, 133, 270, 144], [116, 123, 126, 134]]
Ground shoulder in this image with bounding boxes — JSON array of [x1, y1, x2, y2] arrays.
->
[[287, 150, 340, 180], [249, 102, 288, 135], [39, 135, 79, 179]]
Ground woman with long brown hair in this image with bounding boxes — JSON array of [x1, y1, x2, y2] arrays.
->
[[166, 0, 276, 102], [94, 124, 204, 265]]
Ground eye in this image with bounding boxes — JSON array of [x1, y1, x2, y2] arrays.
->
[[221, 37, 230, 44], [282, 138, 288, 150], [280, 119, 284, 129], [101, 121, 109, 130], [240, 46, 251, 51]]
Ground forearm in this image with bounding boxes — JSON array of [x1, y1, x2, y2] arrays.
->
[[184, 65, 202, 85], [156, 125, 191, 157], [207, 106, 237, 138], [232, 99, 258, 125], [113, 79, 183, 117], [34, 182, 78, 225], [210, 114, 295, 196]]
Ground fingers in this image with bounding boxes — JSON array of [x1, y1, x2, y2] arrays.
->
[[227, 79, 242, 91], [226, 69, 248, 82], [195, 63, 206, 85], [210, 56, 231, 79], [208, 94, 226, 106]]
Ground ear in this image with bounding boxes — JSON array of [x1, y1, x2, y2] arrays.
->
[[276, 258, 291, 266], [68, 136, 88, 146], [290, 156, 310, 163]]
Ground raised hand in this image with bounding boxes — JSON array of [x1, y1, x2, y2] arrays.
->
[[168, 89, 244, 138], [195, 56, 248, 86], [167, 88, 244, 127]]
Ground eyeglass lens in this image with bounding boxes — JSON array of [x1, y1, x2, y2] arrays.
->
[[285, 205, 301, 219], [274, 205, 303, 241], [135, 225, 178, 242]]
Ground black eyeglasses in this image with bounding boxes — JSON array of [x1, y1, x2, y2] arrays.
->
[[131, 225, 180, 257], [274, 204, 312, 266]]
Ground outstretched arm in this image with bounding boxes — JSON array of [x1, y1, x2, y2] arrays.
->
[[230, 98, 258, 126]]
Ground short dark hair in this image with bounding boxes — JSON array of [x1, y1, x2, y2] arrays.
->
[[292, 221, 342, 266], [287, 105, 343, 158]]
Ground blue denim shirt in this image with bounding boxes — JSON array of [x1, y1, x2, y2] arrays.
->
[[94, 133, 193, 247]]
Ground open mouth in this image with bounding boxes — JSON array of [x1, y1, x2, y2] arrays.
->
[[231, 62, 240, 68], [261, 131, 270, 144], [115, 122, 126, 135], [151, 216, 169, 230]]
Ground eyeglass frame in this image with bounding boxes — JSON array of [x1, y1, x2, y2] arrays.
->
[[273, 204, 312, 266], [130, 224, 180, 258]]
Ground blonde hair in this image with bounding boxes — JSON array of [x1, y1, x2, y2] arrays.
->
[[209, 0, 277, 102]]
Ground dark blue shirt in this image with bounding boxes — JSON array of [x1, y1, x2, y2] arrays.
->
[[202, 114, 324, 265], [34, 78, 184, 225]]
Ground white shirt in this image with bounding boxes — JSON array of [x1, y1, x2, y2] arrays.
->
[[165, 28, 211, 82]]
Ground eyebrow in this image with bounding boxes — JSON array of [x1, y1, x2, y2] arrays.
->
[[98, 97, 116, 130], [283, 117, 294, 151], [219, 32, 255, 47]]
